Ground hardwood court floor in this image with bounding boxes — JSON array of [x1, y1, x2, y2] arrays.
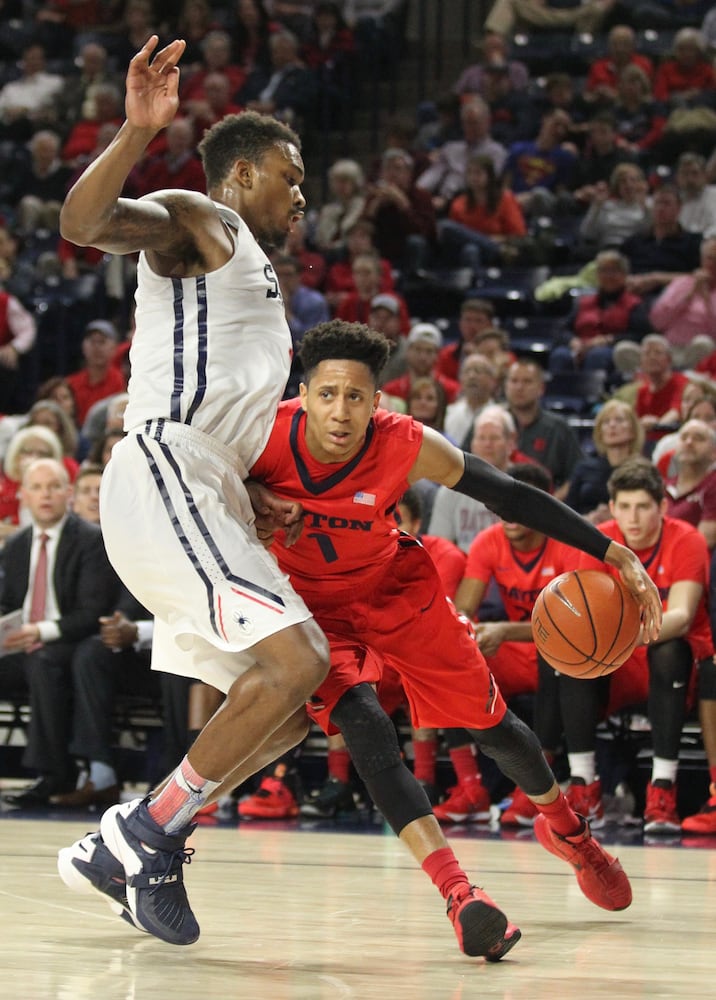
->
[[0, 814, 714, 1000]]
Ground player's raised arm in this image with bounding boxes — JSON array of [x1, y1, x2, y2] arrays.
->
[[60, 36, 190, 255], [411, 426, 662, 639]]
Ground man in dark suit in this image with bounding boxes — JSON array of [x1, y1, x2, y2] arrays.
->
[[0, 458, 118, 807], [50, 588, 194, 809]]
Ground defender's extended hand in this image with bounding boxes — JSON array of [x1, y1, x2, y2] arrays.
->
[[246, 480, 305, 548], [125, 36, 186, 131]]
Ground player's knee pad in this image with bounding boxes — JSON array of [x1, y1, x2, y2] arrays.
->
[[470, 709, 554, 797], [329, 683, 402, 779], [699, 656, 716, 700]]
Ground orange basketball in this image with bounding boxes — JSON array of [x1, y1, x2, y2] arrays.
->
[[531, 569, 642, 679]]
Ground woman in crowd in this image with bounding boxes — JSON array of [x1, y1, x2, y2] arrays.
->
[[438, 153, 527, 270], [565, 398, 644, 523]]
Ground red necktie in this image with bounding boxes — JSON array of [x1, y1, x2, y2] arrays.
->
[[29, 533, 49, 623]]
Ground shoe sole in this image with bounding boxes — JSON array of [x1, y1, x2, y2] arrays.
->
[[57, 831, 145, 932], [457, 900, 515, 959], [500, 814, 536, 828], [486, 924, 522, 962], [435, 810, 492, 823], [644, 819, 682, 834]]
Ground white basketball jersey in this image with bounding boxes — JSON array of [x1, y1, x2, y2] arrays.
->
[[124, 203, 292, 468]]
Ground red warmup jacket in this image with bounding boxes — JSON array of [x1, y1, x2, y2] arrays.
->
[[574, 289, 642, 343]]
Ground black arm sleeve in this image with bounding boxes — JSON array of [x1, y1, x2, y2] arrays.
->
[[453, 452, 611, 562]]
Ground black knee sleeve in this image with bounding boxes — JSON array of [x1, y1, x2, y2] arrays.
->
[[470, 709, 554, 797], [330, 683, 402, 777], [330, 683, 433, 835], [699, 657, 716, 701]]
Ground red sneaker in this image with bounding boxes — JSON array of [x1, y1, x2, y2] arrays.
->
[[566, 778, 605, 829], [643, 781, 680, 835], [534, 814, 632, 911], [433, 782, 491, 823], [500, 786, 539, 827], [446, 884, 521, 961], [682, 784, 716, 835], [238, 777, 299, 819]]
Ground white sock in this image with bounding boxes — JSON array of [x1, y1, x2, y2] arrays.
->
[[88, 760, 118, 791], [567, 752, 596, 785], [651, 758, 678, 785]]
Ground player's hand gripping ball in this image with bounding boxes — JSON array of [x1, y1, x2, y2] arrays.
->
[[531, 569, 641, 678]]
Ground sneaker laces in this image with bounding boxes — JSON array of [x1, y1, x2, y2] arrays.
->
[[147, 846, 195, 896]]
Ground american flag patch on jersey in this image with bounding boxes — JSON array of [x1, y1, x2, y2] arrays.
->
[[353, 491, 376, 506]]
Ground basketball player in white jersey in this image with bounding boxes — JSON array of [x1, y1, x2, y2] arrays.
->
[[55, 36, 329, 946]]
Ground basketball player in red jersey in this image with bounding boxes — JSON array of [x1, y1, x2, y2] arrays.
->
[[248, 321, 662, 959], [575, 457, 713, 835]]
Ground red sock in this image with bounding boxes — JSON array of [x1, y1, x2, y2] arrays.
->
[[449, 745, 481, 787], [537, 790, 582, 837], [328, 748, 351, 784], [421, 846, 470, 901], [413, 738, 437, 784]]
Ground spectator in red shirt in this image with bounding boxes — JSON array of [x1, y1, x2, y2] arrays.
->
[[324, 219, 394, 311], [179, 29, 247, 105], [135, 117, 206, 197], [334, 252, 410, 334], [61, 84, 124, 169], [438, 153, 527, 271], [664, 417, 716, 550], [585, 24, 653, 106], [435, 297, 497, 383], [182, 72, 244, 138], [382, 322, 460, 405], [653, 27, 715, 106], [634, 334, 689, 439], [66, 320, 127, 426]]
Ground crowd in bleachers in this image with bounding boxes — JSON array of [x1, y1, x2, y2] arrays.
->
[[2, 0, 716, 839]]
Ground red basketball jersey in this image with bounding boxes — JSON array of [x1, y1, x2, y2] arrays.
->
[[250, 399, 424, 603], [465, 522, 576, 623], [577, 516, 713, 660]]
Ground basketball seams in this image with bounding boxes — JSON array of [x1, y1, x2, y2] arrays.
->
[[531, 569, 641, 679]]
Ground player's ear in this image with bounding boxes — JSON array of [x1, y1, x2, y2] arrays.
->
[[299, 382, 308, 409], [608, 499, 615, 518], [372, 390, 381, 412], [234, 158, 254, 189]]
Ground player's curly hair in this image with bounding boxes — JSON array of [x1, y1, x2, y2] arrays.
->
[[198, 111, 301, 190], [299, 321, 391, 386]]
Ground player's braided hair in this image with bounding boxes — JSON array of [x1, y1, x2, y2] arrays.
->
[[299, 321, 391, 386], [198, 111, 301, 190]]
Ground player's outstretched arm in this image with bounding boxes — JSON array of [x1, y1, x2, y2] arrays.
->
[[60, 36, 189, 254], [411, 428, 663, 639]]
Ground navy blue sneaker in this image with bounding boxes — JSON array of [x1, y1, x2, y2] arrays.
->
[[100, 798, 199, 945], [57, 826, 145, 931]]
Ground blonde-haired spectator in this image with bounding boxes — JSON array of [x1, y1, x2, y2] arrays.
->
[[565, 399, 644, 523], [314, 159, 366, 255], [0, 425, 63, 541]]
